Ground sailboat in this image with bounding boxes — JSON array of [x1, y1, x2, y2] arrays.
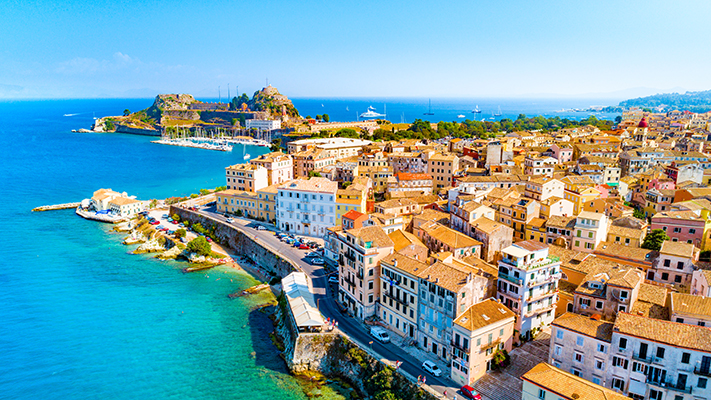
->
[[243, 144, 251, 161], [423, 99, 434, 116], [346, 106, 349, 111], [494, 106, 502, 117], [472, 105, 482, 114]]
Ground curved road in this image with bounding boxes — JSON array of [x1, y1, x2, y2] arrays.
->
[[196, 207, 464, 399]]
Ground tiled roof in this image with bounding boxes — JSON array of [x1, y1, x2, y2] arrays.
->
[[454, 299, 514, 332], [278, 177, 338, 193], [614, 312, 711, 353], [342, 209, 365, 221], [595, 242, 656, 263], [381, 253, 428, 276], [607, 225, 642, 239], [424, 223, 482, 249], [552, 312, 614, 342], [659, 241, 698, 258], [522, 363, 629, 400], [396, 172, 433, 181], [471, 216, 509, 234], [109, 197, 141, 206], [417, 261, 478, 293], [388, 229, 426, 252], [345, 225, 394, 249], [671, 293, 711, 319], [546, 215, 576, 229]]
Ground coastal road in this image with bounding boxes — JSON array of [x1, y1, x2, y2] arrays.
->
[[194, 207, 464, 398]]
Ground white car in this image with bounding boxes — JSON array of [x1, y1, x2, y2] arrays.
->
[[422, 360, 442, 377], [226, 218, 234, 223], [256, 225, 266, 231], [310, 258, 324, 265], [369, 327, 390, 343], [328, 276, 339, 284]]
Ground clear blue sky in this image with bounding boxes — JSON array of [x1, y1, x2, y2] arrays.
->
[[1, 0, 710, 99]]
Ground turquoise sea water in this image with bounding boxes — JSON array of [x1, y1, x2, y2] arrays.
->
[[0, 99, 315, 400]]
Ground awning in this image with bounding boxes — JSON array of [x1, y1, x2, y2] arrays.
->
[[628, 379, 646, 396]]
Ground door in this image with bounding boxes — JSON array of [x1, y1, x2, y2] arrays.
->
[[409, 325, 414, 338], [432, 343, 438, 355], [701, 356, 711, 375], [639, 342, 648, 360], [677, 373, 687, 390]]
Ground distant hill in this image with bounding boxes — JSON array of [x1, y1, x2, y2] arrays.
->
[[619, 90, 711, 113]]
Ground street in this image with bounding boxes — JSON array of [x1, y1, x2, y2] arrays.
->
[[194, 206, 465, 399]]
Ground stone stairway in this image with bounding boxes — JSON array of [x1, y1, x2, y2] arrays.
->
[[473, 329, 552, 400]]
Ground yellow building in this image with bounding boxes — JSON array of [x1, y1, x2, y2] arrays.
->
[[257, 183, 279, 223], [336, 177, 372, 222], [525, 217, 547, 244], [427, 153, 459, 189], [560, 176, 600, 215], [358, 165, 393, 195], [216, 190, 259, 218]]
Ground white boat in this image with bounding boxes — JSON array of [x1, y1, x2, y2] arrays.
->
[[494, 106, 502, 117], [457, 114, 465, 118], [359, 106, 385, 119], [472, 105, 482, 114]]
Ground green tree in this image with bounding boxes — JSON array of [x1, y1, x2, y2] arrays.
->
[[199, 188, 210, 195], [174, 228, 186, 239], [308, 171, 322, 177], [270, 138, 282, 152], [633, 208, 645, 219], [105, 120, 115, 131], [322, 114, 329, 122], [373, 391, 397, 400], [123, 109, 130, 116], [641, 229, 669, 251], [231, 118, 238, 126], [187, 236, 211, 256], [171, 214, 181, 222], [316, 114, 322, 121]]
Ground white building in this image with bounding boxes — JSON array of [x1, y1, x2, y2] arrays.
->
[[277, 177, 337, 237], [522, 362, 629, 400], [571, 211, 609, 253], [549, 313, 613, 384], [245, 119, 281, 130], [250, 151, 293, 186], [496, 241, 561, 342], [108, 197, 145, 217]]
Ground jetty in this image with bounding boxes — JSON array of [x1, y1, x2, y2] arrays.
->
[[228, 283, 270, 298], [32, 202, 80, 212], [151, 138, 233, 152], [182, 264, 215, 273]]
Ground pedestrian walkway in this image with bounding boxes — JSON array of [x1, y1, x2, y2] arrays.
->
[[472, 329, 551, 400]]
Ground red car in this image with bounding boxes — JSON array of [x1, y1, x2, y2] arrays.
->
[[298, 244, 310, 250], [150, 221, 160, 225], [460, 385, 482, 400]]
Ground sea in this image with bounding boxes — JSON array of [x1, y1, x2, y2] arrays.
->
[[0, 97, 621, 400]]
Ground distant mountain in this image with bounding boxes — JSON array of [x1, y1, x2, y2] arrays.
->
[[619, 90, 711, 113]]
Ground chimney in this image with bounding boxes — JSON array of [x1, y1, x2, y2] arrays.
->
[[467, 272, 472, 283], [435, 278, 439, 283], [394, 259, 398, 267]]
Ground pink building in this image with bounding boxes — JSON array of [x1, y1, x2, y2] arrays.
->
[[648, 178, 676, 191], [594, 184, 612, 199], [650, 210, 708, 249], [549, 144, 573, 163]]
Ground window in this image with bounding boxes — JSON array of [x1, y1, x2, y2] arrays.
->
[[656, 347, 665, 359], [554, 345, 562, 356], [620, 291, 629, 300], [700, 377, 708, 389], [675, 275, 682, 283], [574, 352, 584, 363], [570, 368, 582, 377], [576, 336, 584, 346], [597, 344, 606, 353], [537, 389, 546, 399], [682, 352, 691, 364], [612, 356, 628, 369], [592, 376, 601, 385], [677, 261, 685, 270], [595, 300, 603, 309], [611, 378, 625, 391], [662, 272, 669, 280], [556, 330, 564, 340], [690, 228, 697, 234]]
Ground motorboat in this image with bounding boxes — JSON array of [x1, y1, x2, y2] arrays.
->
[[360, 106, 385, 119]]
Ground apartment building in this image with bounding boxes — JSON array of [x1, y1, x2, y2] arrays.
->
[[387, 152, 427, 174], [573, 267, 643, 321], [571, 212, 609, 253], [496, 241, 562, 341], [648, 241, 699, 290], [379, 253, 427, 339], [250, 151, 294, 186], [336, 176, 372, 221], [358, 165, 394, 194], [522, 362, 629, 400], [386, 173, 433, 197], [470, 217, 514, 263], [670, 293, 711, 326], [651, 210, 711, 250], [225, 163, 268, 192], [561, 175, 601, 215], [524, 177, 564, 201], [549, 313, 614, 384], [523, 155, 557, 177], [427, 153, 459, 189], [539, 197, 574, 219], [495, 197, 541, 241], [417, 221, 483, 260], [337, 225, 394, 320], [450, 299, 515, 386], [450, 199, 497, 237], [292, 149, 335, 178], [276, 177, 337, 237]]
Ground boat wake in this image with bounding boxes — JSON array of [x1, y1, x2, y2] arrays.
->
[[63, 113, 79, 117]]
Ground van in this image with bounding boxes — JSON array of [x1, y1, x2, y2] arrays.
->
[[369, 327, 390, 343]]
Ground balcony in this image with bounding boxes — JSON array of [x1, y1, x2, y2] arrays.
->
[[450, 340, 469, 353], [526, 289, 558, 303], [384, 292, 408, 307], [524, 302, 556, 318], [343, 251, 356, 262], [647, 378, 693, 394], [694, 366, 711, 377], [356, 270, 364, 279], [499, 289, 523, 301], [527, 273, 562, 288], [632, 352, 654, 363], [481, 338, 502, 352], [343, 275, 356, 288], [499, 273, 523, 286]]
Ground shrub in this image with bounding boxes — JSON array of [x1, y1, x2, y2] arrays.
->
[[171, 214, 180, 222], [490, 349, 511, 370], [187, 236, 211, 256]]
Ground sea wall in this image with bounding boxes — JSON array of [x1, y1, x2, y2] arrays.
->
[[169, 207, 298, 280], [116, 124, 161, 136]]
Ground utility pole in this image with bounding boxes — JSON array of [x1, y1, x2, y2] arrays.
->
[[218, 86, 221, 104], [228, 84, 230, 101]]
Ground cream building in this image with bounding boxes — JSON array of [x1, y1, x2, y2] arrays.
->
[[250, 151, 294, 186], [226, 163, 268, 192]]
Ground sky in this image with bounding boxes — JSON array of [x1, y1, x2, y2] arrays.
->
[[1, 0, 710, 99]]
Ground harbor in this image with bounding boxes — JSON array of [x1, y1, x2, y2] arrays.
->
[[151, 137, 234, 151]]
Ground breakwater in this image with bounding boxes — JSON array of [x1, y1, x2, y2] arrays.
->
[[32, 202, 80, 211]]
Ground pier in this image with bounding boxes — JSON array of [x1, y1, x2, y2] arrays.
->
[[32, 202, 80, 212]]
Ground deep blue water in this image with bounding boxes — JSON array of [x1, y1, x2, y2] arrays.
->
[[0, 97, 616, 400]]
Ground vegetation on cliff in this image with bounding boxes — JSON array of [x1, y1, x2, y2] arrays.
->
[[619, 89, 711, 113]]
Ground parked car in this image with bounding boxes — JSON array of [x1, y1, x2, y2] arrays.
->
[[206, 237, 212, 242], [298, 244, 310, 250], [256, 225, 266, 231], [305, 252, 320, 258], [151, 221, 160, 225], [311, 258, 325, 265], [369, 327, 390, 343], [328, 276, 339, 284], [421, 360, 442, 377], [226, 218, 234, 223], [162, 214, 169, 219], [460, 385, 482, 400]]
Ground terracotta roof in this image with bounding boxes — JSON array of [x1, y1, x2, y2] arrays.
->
[[279, 177, 338, 193], [424, 223, 482, 249], [659, 241, 698, 258], [454, 299, 514, 332], [527, 217, 546, 228], [614, 312, 711, 353], [397, 173, 433, 181], [416, 261, 474, 293], [388, 229, 426, 252], [606, 268, 643, 289], [546, 215, 576, 229], [471, 216, 509, 234], [595, 242, 656, 263], [514, 240, 548, 252], [343, 209, 365, 221], [376, 198, 417, 210], [522, 363, 629, 400], [109, 197, 141, 206], [345, 225, 394, 249], [552, 312, 614, 342], [607, 225, 642, 239], [671, 293, 711, 319], [381, 253, 428, 277]]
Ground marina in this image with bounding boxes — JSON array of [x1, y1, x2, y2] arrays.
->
[[151, 138, 234, 151]]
